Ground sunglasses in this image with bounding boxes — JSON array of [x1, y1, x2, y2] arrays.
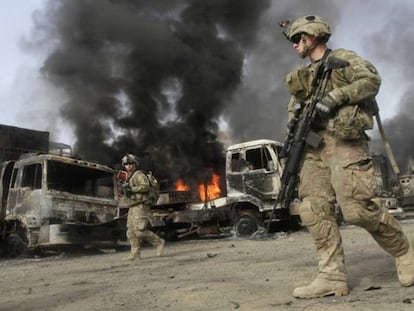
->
[[290, 33, 303, 44]]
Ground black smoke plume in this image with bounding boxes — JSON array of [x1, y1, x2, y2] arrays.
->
[[39, 0, 270, 189]]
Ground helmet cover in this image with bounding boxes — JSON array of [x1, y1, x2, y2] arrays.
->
[[283, 15, 331, 43], [121, 154, 139, 166]]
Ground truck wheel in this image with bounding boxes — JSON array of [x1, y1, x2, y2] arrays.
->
[[4, 234, 28, 258], [163, 230, 178, 241], [235, 214, 258, 236]]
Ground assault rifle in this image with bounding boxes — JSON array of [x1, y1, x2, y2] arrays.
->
[[268, 55, 350, 230]]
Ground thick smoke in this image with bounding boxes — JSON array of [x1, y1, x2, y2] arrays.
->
[[225, 0, 340, 142], [39, 0, 270, 188], [34, 0, 414, 189], [365, 4, 414, 172]]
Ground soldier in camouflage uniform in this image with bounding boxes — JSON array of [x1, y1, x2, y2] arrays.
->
[[281, 15, 414, 298], [120, 154, 165, 261]]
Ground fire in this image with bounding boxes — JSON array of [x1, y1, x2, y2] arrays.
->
[[199, 173, 221, 201], [174, 179, 190, 191], [173, 174, 222, 201]]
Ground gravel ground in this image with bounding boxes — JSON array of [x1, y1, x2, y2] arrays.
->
[[1, 221, 414, 311]]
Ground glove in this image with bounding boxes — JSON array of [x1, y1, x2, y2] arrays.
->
[[315, 94, 337, 118], [121, 182, 132, 194]]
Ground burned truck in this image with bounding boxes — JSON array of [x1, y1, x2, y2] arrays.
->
[[0, 125, 121, 257], [141, 139, 301, 239]]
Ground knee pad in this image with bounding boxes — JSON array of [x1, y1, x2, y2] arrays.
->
[[299, 200, 318, 227], [299, 198, 335, 227]]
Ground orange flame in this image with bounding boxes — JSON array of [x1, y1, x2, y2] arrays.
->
[[199, 173, 221, 201], [174, 179, 190, 191]]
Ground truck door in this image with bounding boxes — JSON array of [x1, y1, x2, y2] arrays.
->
[[7, 163, 42, 224], [243, 146, 278, 200], [1, 161, 15, 220], [227, 145, 280, 201]]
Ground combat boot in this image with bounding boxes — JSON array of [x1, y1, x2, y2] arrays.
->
[[122, 247, 140, 261], [293, 277, 349, 299], [156, 239, 165, 257], [396, 238, 414, 287]]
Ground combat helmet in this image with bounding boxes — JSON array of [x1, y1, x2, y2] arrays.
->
[[121, 153, 139, 166], [282, 15, 331, 43]]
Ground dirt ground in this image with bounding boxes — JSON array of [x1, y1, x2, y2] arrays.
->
[[1, 221, 414, 311]]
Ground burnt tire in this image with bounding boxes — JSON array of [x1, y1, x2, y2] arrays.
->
[[3, 233, 28, 258], [163, 230, 178, 241], [235, 214, 258, 236]]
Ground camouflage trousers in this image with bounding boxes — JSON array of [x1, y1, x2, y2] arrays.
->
[[298, 133, 408, 281], [126, 204, 163, 252]]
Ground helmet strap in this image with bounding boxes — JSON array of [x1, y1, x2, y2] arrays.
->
[[300, 36, 314, 58], [301, 35, 324, 59]]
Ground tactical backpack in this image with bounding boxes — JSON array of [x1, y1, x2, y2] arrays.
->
[[146, 173, 160, 205]]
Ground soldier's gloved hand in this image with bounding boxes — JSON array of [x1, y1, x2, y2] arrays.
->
[[121, 182, 132, 194], [315, 94, 337, 118]]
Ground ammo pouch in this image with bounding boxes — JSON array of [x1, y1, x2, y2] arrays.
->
[[284, 66, 312, 101], [328, 104, 373, 140]]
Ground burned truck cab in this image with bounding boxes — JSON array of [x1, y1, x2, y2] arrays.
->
[[3, 154, 121, 250], [226, 139, 283, 203], [225, 139, 297, 234]]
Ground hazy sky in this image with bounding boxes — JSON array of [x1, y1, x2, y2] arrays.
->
[[0, 0, 74, 144], [1, 1, 43, 90], [1, 1, 44, 118], [0, 0, 412, 149]]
